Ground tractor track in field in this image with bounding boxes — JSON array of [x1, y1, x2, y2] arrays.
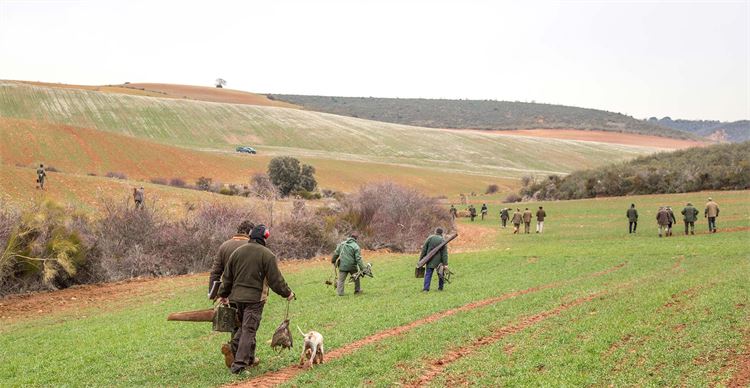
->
[[402, 254, 705, 386], [726, 329, 750, 388], [230, 262, 626, 388], [403, 292, 604, 387]]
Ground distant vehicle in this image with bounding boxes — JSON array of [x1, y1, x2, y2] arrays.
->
[[236, 146, 257, 154]]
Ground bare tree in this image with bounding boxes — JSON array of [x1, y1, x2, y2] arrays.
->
[[215, 78, 226, 88]]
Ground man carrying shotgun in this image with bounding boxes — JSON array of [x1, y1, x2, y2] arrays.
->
[[420, 228, 449, 292]]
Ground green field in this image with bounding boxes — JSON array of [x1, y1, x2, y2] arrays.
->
[[0, 81, 665, 180], [1, 190, 747, 387]]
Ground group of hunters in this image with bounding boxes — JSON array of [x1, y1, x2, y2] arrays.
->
[[450, 197, 721, 237], [626, 197, 721, 236], [450, 204, 547, 234], [208, 221, 449, 374]]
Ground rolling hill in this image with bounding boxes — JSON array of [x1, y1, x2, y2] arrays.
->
[[267, 94, 700, 140], [0, 81, 673, 183], [650, 117, 750, 142]]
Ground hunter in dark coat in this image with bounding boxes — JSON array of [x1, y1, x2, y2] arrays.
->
[[626, 204, 638, 234], [218, 225, 294, 374], [500, 208, 510, 228], [522, 208, 533, 234], [420, 228, 448, 291], [656, 207, 671, 237], [681, 203, 699, 235]]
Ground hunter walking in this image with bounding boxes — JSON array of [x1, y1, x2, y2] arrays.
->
[[209, 220, 254, 368], [705, 197, 720, 233], [36, 164, 47, 190], [218, 225, 295, 374], [420, 228, 448, 292], [657, 207, 671, 237], [511, 208, 522, 234], [535, 206, 546, 234], [500, 207, 509, 228], [522, 208, 533, 234], [681, 203, 699, 235], [332, 232, 366, 296], [626, 204, 638, 234]]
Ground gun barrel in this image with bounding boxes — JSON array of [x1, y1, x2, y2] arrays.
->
[[167, 308, 215, 322]]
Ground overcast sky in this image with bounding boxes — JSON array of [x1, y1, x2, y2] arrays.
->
[[0, 0, 747, 121]]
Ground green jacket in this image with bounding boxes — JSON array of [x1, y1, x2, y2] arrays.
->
[[332, 237, 364, 273], [626, 208, 638, 222], [218, 241, 292, 303], [209, 234, 248, 293], [420, 234, 448, 269], [681, 206, 699, 222]]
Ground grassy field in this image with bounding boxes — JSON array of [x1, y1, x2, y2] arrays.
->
[[0, 81, 665, 180], [0, 190, 747, 387]]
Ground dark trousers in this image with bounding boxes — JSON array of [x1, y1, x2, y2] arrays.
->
[[423, 267, 444, 291], [230, 301, 265, 373], [501, 218, 507, 228], [629, 221, 637, 233], [707, 217, 717, 232], [524, 222, 531, 233], [684, 221, 695, 235]]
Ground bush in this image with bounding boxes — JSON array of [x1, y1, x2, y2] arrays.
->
[[196, 177, 213, 191], [515, 142, 750, 200], [150, 177, 168, 185], [0, 201, 89, 296], [268, 156, 318, 197], [485, 184, 500, 194], [339, 182, 454, 252], [87, 172, 98, 177], [105, 171, 127, 180], [293, 189, 322, 200], [45, 166, 61, 173], [218, 187, 234, 196], [249, 173, 278, 199], [504, 193, 522, 203], [169, 178, 187, 188]]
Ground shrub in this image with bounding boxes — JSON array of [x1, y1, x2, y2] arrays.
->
[[504, 193, 522, 203], [45, 166, 61, 173], [293, 189, 322, 200], [196, 177, 213, 191], [219, 187, 234, 196], [485, 184, 500, 194], [249, 173, 278, 199], [0, 201, 89, 296], [169, 178, 187, 188], [268, 156, 318, 197], [105, 171, 127, 180], [339, 182, 454, 252], [150, 177, 167, 185], [87, 172, 98, 177]]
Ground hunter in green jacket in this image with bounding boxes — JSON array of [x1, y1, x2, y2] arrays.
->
[[681, 203, 699, 235], [420, 228, 449, 291], [332, 233, 365, 295]]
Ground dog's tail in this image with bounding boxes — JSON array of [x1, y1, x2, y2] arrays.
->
[[297, 325, 306, 337]]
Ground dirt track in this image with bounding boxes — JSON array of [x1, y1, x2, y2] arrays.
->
[[231, 262, 626, 387], [404, 293, 603, 387]]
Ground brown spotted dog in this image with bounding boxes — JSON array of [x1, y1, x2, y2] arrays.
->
[[297, 326, 324, 368]]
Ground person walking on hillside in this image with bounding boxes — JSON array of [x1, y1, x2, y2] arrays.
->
[[218, 225, 295, 374], [480, 204, 488, 220], [500, 208, 510, 228], [449, 205, 458, 220], [666, 206, 676, 236], [332, 232, 366, 296], [656, 207, 671, 238], [626, 204, 638, 234], [511, 208, 522, 234], [420, 228, 448, 292], [535, 206, 546, 234], [468, 205, 477, 222], [36, 164, 47, 190], [133, 186, 145, 210], [209, 220, 254, 368], [705, 197, 720, 233], [522, 208, 533, 234], [681, 203, 699, 235]]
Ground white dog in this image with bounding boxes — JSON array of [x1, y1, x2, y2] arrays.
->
[[297, 326, 324, 368]]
